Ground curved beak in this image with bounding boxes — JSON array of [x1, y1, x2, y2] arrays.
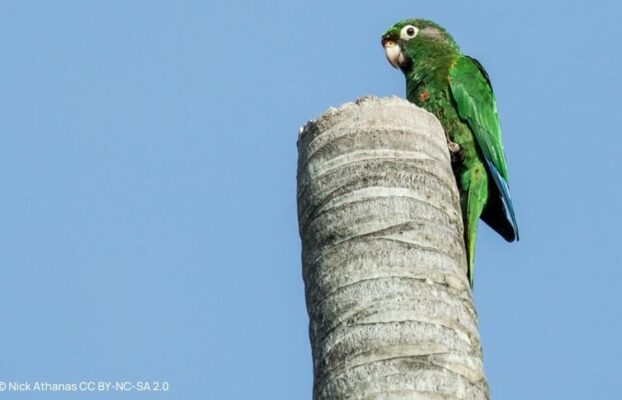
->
[[382, 38, 405, 69]]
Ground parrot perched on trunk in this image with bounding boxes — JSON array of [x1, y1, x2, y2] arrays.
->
[[381, 19, 519, 286]]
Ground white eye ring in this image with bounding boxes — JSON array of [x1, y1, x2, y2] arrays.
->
[[400, 25, 419, 40]]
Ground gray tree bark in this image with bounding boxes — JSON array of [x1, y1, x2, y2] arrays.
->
[[297, 97, 489, 400]]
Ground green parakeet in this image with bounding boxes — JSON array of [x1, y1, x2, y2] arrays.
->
[[381, 19, 519, 286]]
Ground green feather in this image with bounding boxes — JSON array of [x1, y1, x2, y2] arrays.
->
[[449, 56, 509, 180], [382, 19, 519, 286]]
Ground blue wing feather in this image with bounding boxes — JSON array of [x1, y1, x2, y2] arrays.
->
[[483, 158, 519, 241], [450, 56, 519, 241]]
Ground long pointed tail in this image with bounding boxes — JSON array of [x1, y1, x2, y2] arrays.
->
[[462, 162, 489, 287]]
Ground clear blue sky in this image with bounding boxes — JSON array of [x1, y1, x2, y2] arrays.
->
[[1, 1, 620, 399]]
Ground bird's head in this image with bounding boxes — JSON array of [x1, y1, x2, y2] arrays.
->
[[381, 19, 459, 71]]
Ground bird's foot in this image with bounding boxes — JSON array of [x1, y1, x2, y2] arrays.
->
[[447, 140, 461, 153], [447, 140, 461, 162]]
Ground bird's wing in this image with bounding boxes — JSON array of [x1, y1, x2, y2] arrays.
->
[[449, 56, 508, 178], [449, 55, 519, 240]]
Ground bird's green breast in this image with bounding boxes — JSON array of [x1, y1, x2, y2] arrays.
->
[[406, 58, 479, 164]]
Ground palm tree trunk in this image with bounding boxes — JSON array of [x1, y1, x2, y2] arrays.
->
[[297, 96, 489, 400]]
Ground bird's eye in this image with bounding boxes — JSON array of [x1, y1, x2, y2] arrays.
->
[[400, 25, 419, 40]]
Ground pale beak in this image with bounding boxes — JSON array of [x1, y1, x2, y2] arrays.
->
[[383, 40, 405, 69]]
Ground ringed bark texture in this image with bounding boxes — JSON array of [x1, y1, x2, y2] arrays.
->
[[297, 97, 489, 400]]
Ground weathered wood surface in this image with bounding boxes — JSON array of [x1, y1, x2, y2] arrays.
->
[[297, 96, 489, 400]]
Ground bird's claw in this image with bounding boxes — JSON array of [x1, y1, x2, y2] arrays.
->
[[447, 140, 461, 154]]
